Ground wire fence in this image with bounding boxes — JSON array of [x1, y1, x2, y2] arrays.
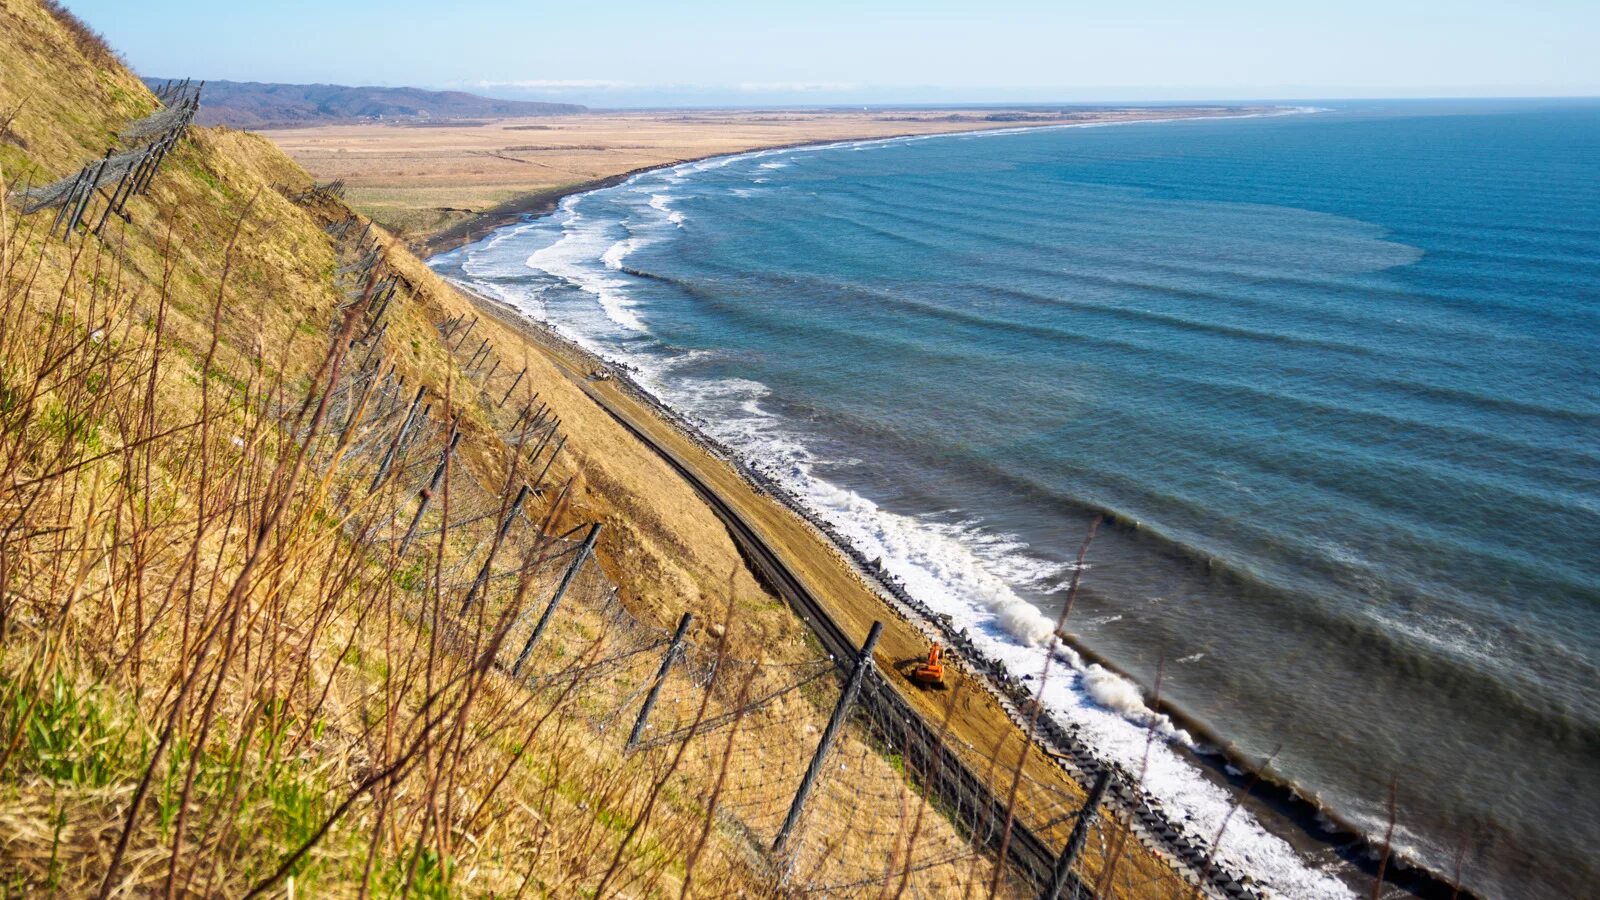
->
[[258, 202, 1264, 898], [9, 79, 200, 238]]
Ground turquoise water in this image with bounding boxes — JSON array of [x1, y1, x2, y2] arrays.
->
[[433, 101, 1600, 898]]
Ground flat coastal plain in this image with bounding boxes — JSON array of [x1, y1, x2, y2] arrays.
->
[[266, 106, 1265, 251]]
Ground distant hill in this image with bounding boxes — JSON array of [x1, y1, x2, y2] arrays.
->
[[147, 79, 586, 128]]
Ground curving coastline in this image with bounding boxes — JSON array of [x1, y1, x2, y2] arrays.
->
[[446, 273, 1481, 900], [421, 108, 1558, 899]]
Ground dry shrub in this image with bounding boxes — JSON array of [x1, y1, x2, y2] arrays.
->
[[38, 2, 122, 70]]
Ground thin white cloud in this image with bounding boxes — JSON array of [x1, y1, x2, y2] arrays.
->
[[470, 79, 862, 94], [473, 79, 632, 90], [735, 81, 859, 92]]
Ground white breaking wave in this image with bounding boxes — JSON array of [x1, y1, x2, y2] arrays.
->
[[647, 192, 686, 225], [600, 236, 639, 270], [524, 198, 648, 333], [575, 336, 1348, 897], [629, 369, 1351, 899]]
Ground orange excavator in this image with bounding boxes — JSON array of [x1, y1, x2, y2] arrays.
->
[[910, 643, 946, 688]]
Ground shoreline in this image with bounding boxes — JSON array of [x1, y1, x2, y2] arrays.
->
[[412, 107, 1286, 259], [449, 284, 1263, 897], [442, 278, 1473, 900], [426, 117, 1475, 900]]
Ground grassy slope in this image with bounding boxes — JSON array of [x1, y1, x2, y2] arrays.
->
[[0, 2, 1009, 897]]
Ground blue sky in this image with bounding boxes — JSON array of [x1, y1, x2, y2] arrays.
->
[[63, 0, 1600, 107]]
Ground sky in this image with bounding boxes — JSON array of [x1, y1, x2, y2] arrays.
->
[[63, 0, 1600, 107]]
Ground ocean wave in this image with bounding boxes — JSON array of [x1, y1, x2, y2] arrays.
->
[[647, 192, 686, 225], [607, 353, 1352, 897], [435, 107, 1365, 899], [524, 201, 649, 333], [600, 236, 639, 270]]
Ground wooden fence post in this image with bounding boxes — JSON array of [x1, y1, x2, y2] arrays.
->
[[365, 281, 397, 338], [398, 422, 461, 556], [370, 386, 426, 492], [531, 435, 565, 490], [627, 612, 693, 750], [461, 484, 531, 614], [359, 322, 389, 370], [65, 150, 110, 238], [93, 155, 138, 235], [772, 621, 884, 857], [511, 523, 602, 676], [49, 167, 90, 236], [500, 367, 527, 406], [1042, 770, 1112, 900]]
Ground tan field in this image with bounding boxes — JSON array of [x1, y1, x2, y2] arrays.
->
[[266, 107, 1261, 251]]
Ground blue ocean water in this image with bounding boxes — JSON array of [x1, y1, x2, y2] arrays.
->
[[433, 101, 1600, 898]]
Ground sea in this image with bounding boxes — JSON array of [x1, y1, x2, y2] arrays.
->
[[430, 99, 1600, 899]]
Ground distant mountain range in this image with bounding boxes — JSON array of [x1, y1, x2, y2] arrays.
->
[[149, 79, 586, 128]]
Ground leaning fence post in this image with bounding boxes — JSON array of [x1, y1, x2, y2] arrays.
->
[[370, 386, 426, 492], [531, 435, 565, 490], [772, 621, 884, 857], [524, 411, 555, 458], [1043, 770, 1112, 900], [461, 484, 531, 614], [132, 132, 172, 195], [398, 423, 461, 556], [511, 523, 602, 676], [500, 367, 527, 406], [93, 156, 137, 235], [359, 322, 389, 370], [65, 149, 110, 238], [365, 281, 398, 338], [49, 167, 89, 236], [627, 612, 694, 750]]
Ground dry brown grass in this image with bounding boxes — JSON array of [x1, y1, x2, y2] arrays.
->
[[37, 1, 121, 70], [0, 187, 1008, 897]]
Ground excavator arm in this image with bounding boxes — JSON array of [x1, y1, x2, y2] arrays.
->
[[910, 642, 946, 687]]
